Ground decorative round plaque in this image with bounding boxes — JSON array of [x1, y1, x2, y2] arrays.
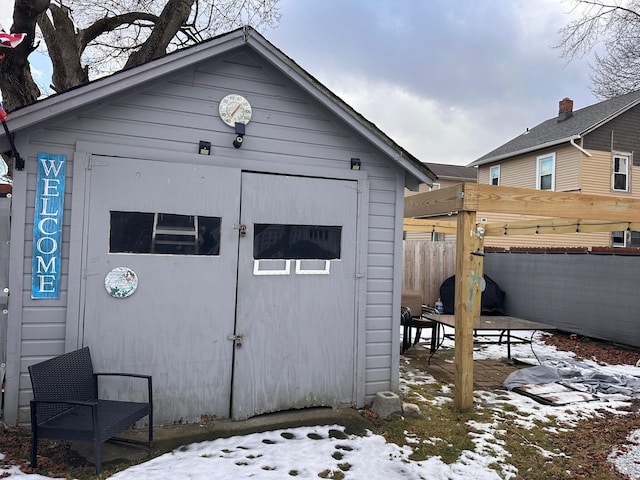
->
[[104, 267, 138, 298]]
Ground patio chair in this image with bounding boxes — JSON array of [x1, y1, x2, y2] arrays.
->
[[401, 291, 438, 353]]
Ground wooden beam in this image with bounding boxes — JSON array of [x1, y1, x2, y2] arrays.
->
[[483, 218, 640, 237], [404, 184, 464, 218], [406, 183, 640, 223], [403, 218, 458, 234], [471, 184, 640, 223], [453, 210, 482, 411]]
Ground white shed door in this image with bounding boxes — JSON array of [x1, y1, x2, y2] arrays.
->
[[81, 156, 240, 424], [232, 173, 358, 420]]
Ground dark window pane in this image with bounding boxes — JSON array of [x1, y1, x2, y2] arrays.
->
[[110, 211, 220, 256], [614, 173, 627, 190], [540, 174, 552, 190], [110, 212, 154, 253], [254, 224, 341, 260], [612, 230, 625, 246], [630, 231, 640, 247]]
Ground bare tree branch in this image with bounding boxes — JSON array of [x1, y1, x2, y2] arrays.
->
[[557, 0, 640, 98], [1, 0, 280, 110], [124, 0, 195, 69]]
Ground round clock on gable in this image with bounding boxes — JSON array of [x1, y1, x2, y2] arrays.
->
[[219, 94, 252, 127]]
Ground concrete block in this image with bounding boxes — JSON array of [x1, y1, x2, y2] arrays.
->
[[371, 391, 401, 417]]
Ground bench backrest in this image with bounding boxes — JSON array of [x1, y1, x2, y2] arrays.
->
[[28, 347, 97, 419]]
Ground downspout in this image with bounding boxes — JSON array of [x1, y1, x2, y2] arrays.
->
[[570, 137, 592, 157]]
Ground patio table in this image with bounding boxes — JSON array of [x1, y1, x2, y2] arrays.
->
[[430, 314, 555, 362]]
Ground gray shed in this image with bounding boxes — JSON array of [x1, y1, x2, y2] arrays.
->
[[1, 27, 433, 425]]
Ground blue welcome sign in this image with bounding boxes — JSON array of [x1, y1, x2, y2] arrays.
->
[[32, 153, 66, 299]]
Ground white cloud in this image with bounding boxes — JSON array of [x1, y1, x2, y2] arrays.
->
[[319, 72, 521, 165]]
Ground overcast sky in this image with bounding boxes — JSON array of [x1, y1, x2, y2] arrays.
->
[[0, 0, 596, 165]]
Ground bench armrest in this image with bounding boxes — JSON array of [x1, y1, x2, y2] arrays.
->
[[94, 373, 153, 405], [94, 372, 151, 381]]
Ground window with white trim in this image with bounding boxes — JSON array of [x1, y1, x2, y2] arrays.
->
[[489, 165, 500, 185], [536, 153, 555, 190], [612, 153, 630, 192], [430, 183, 440, 191], [611, 230, 640, 247]]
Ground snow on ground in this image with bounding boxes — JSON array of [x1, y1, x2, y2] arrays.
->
[[4, 330, 640, 479]]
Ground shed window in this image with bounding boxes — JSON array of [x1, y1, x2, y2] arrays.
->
[[110, 211, 221, 255], [254, 224, 341, 260], [536, 154, 555, 190], [613, 154, 630, 192]]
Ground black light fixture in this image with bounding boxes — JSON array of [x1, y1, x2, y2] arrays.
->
[[198, 141, 211, 155], [350, 157, 361, 170], [233, 122, 246, 148]]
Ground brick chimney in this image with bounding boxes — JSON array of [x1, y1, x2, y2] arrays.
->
[[558, 97, 573, 121]]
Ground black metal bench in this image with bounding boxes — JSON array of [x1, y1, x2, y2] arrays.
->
[[28, 346, 153, 474]]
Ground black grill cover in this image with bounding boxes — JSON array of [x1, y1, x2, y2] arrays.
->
[[439, 274, 506, 315]]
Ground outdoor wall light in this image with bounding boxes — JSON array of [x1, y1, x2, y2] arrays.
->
[[199, 141, 211, 155], [350, 158, 361, 170], [233, 122, 245, 149]]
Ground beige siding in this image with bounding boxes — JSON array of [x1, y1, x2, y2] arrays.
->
[[478, 145, 580, 191], [581, 150, 640, 198]]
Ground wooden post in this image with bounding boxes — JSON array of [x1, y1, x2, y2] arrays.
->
[[453, 210, 484, 410]]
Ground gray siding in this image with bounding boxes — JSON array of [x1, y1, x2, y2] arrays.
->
[[5, 48, 404, 424], [583, 104, 640, 164]]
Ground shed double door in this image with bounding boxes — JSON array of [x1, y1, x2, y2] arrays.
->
[[81, 157, 358, 423]]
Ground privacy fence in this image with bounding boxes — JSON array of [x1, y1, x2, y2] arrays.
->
[[403, 241, 640, 348]]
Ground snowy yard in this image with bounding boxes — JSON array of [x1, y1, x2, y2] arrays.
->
[[3, 330, 640, 479]]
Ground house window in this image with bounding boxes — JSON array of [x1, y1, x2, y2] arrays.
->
[[536, 153, 555, 190], [612, 154, 630, 192], [431, 232, 445, 242], [611, 230, 640, 247], [431, 183, 440, 191], [489, 165, 500, 186]]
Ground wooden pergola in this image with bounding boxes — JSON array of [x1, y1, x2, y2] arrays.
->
[[404, 183, 640, 410]]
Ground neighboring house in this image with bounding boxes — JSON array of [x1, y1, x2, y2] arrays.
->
[[469, 92, 640, 248], [0, 26, 435, 426], [404, 162, 476, 241]]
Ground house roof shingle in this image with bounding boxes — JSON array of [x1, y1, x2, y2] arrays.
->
[[425, 162, 476, 181], [469, 89, 640, 166]]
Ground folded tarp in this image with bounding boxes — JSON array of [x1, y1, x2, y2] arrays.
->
[[504, 359, 640, 398]]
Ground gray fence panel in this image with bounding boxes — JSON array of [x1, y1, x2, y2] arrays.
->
[[484, 251, 640, 347]]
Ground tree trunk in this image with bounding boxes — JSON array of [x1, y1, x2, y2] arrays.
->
[[0, 0, 50, 111], [124, 0, 195, 69], [38, 4, 88, 93]]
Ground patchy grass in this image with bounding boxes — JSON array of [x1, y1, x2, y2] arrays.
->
[[3, 334, 640, 479], [496, 407, 640, 479]]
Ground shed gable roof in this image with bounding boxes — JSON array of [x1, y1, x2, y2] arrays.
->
[[1, 27, 434, 184], [470, 89, 640, 166]]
